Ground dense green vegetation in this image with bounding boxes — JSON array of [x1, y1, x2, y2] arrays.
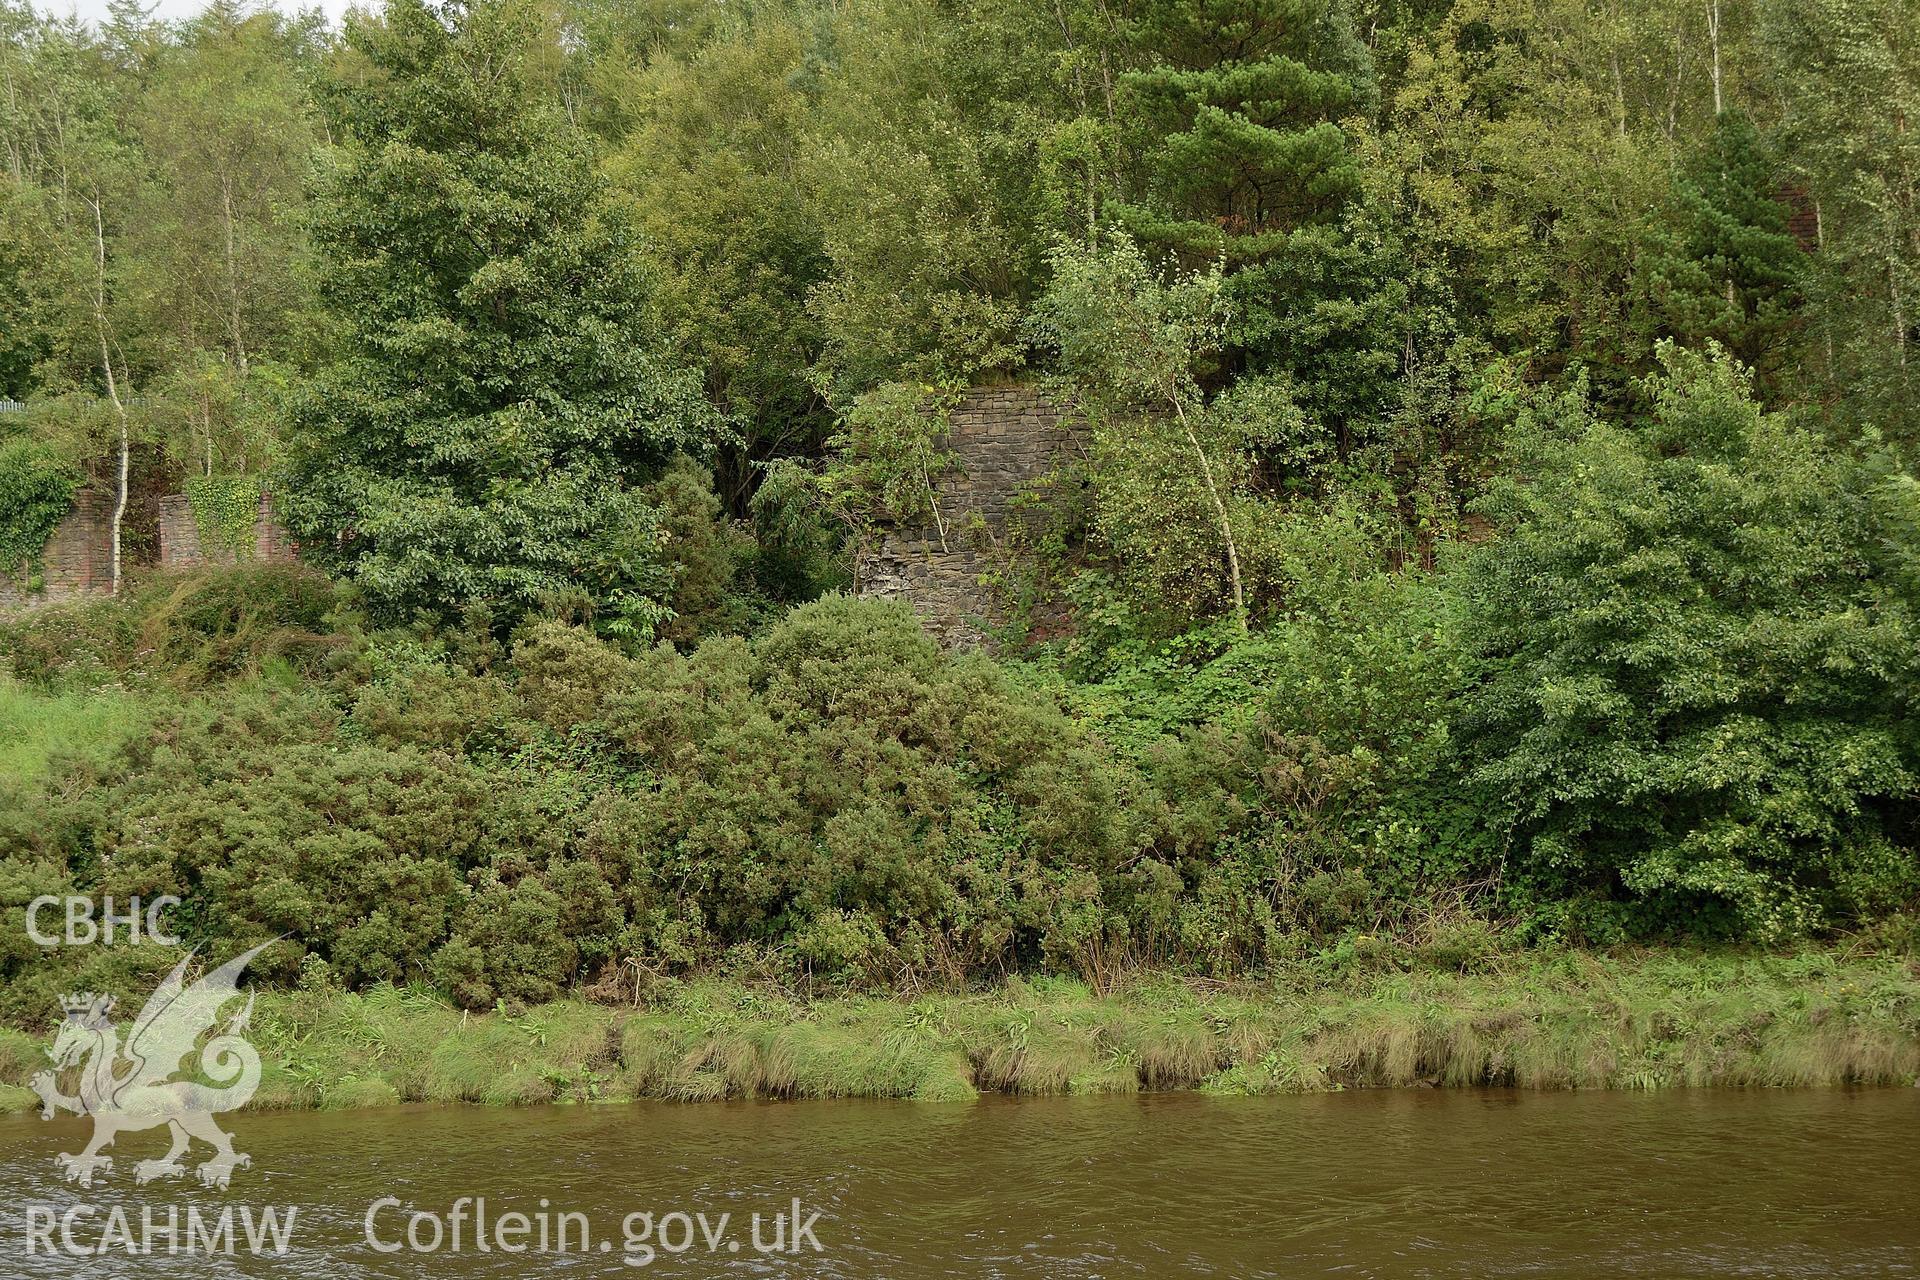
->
[[3, 0, 1920, 1056], [3, 558, 1917, 1019]]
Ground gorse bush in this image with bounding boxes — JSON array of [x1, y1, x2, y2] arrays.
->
[[3, 585, 1512, 1008], [578, 600, 1136, 985]]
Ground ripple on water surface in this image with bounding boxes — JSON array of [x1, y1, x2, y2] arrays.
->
[[0, 1089, 1915, 1278]]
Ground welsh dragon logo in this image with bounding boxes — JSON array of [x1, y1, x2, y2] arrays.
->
[[29, 942, 271, 1190]]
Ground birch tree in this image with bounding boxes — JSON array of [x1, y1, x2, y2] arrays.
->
[[11, 14, 150, 593], [1763, 0, 1920, 438], [134, 3, 317, 476], [1029, 234, 1251, 631]]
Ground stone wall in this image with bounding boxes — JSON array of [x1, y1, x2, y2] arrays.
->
[[0, 487, 114, 609], [157, 491, 299, 568], [854, 384, 1085, 648]]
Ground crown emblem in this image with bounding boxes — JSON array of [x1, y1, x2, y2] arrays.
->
[[60, 993, 114, 1023]]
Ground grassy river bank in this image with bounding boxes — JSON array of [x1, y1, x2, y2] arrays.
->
[[4, 948, 1917, 1114]]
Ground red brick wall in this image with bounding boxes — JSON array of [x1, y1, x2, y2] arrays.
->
[[0, 487, 301, 613], [157, 491, 299, 568], [0, 488, 114, 608]]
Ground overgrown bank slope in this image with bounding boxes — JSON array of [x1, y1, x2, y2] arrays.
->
[[6, 951, 1918, 1114], [5, 569, 1920, 1108], [5, 565, 1920, 1026]]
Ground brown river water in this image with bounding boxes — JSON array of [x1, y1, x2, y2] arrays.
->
[[1, 1089, 1916, 1277]]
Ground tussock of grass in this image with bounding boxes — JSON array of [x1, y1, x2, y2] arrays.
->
[[0, 675, 150, 787], [0, 1027, 44, 1081], [239, 984, 621, 1110], [2, 950, 1917, 1112]]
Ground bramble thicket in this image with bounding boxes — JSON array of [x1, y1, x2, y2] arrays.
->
[[3, 0, 1920, 1015]]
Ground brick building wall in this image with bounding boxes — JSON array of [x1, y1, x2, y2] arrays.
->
[[854, 384, 1085, 648], [0, 487, 299, 614], [156, 491, 299, 568], [0, 487, 115, 609]]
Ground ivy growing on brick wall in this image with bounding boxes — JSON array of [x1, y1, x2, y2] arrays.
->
[[0, 436, 77, 580], [183, 474, 263, 558]]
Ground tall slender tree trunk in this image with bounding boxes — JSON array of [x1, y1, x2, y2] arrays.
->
[[1706, 0, 1723, 116], [1168, 390, 1246, 632], [1891, 237, 1910, 371], [88, 193, 130, 595], [52, 110, 70, 210], [1665, 23, 1683, 142], [220, 173, 248, 375], [1610, 49, 1628, 138], [1608, 4, 1628, 139], [1093, 0, 1121, 196], [2, 56, 21, 181], [1815, 198, 1836, 376], [1051, 0, 1100, 236]]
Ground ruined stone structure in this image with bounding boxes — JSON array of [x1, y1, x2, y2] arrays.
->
[[854, 383, 1085, 648], [0, 488, 114, 609], [1, 488, 297, 612], [157, 491, 298, 569]]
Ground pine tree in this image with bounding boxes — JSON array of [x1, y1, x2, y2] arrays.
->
[[1638, 111, 1805, 385], [1110, 0, 1373, 267], [1106, 0, 1385, 443], [281, 0, 717, 635]]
